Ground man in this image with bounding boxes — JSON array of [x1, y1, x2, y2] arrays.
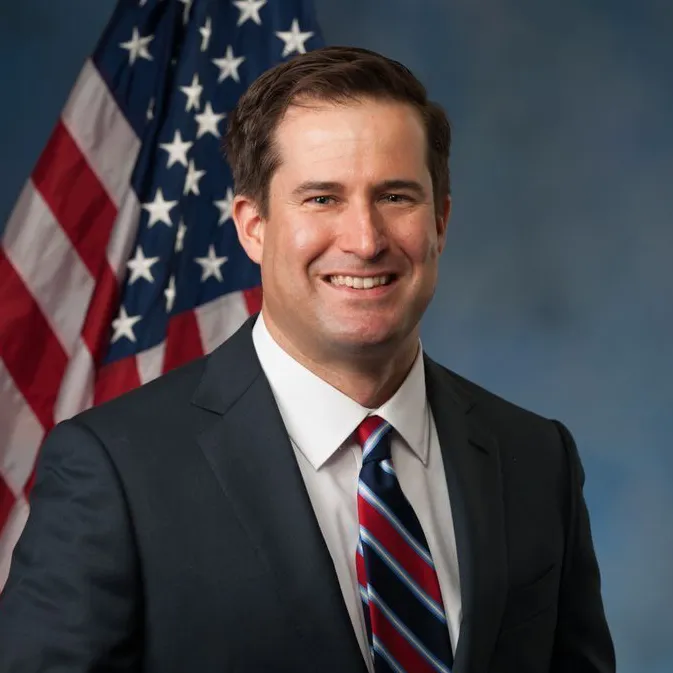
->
[[0, 46, 615, 672]]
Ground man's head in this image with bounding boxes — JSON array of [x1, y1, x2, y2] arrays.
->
[[225, 46, 452, 370]]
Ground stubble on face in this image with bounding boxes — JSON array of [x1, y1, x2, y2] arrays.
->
[[252, 97, 448, 403]]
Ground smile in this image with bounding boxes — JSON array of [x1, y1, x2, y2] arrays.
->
[[326, 275, 394, 289]]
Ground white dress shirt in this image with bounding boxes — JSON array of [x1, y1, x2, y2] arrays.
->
[[252, 315, 462, 670]]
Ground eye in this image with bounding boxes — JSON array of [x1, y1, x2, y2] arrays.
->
[[381, 193, 413, 204], [308, 195, 336, 205]]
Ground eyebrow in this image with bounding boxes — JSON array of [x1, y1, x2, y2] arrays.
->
[[291, 179, 427, 198]]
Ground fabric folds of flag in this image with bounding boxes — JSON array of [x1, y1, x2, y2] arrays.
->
[[0, 0, 323, 589]]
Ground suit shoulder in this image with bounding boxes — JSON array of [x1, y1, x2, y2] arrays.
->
[[433, 361, 567, 450], [74, 354, 208, 437]]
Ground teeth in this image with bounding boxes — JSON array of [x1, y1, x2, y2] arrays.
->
[[329, 275, 391, 289]]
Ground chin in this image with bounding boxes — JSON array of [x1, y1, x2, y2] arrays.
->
[[322, 320, 408, 354]]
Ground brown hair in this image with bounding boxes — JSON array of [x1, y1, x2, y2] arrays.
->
[[224, 46, 451, 218]]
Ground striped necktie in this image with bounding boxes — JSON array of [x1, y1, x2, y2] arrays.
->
[[355, 415, 454, 673]]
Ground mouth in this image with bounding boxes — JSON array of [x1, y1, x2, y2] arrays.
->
[[322, 274, 397, 291]]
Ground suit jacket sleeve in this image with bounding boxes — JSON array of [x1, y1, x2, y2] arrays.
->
[[0, 420, 141, 672], [551, 421, 616, 673]]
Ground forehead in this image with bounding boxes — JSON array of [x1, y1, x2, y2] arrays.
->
[[272, 98, 429, 179]]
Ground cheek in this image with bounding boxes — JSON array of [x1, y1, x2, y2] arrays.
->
[[286, 215, 331, 265], [398, 225, 437, 264], [265, 214, 329, 275]]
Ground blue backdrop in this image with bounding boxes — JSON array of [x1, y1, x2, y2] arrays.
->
[[1, 1, 672, 670]]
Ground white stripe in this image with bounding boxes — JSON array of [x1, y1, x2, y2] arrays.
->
[[137, 341, 167, 385], [370, 587, 452, 673], [0, 361, 45, 493], [380, 459, 396, 476], [53, 340, 95, 423], [358, 480, 434, 567], [362, 420, 390, 459], [359, 584, 369, 604], [3, 183, 95, 356], [62, 60, 141, 208], [361, 527, 446, 622], [106, 189, 142, 279], [195, 291, 253, 355], [372, 637, 407, 673], [0, 496, 30, 590]]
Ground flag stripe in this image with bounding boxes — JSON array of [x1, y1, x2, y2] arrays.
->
[[0, 250, 68, 430], [162, 310, 204, 374], [137, 341, 167, 385], [0, 361, 44, 494], [3, 183, 95, 355], [94, 356, 141, 407], [243, 286, 263, 315], [80, 266, 121, 364], [62, 60, 141, 208], [32, 121, 118, 279], [195, 291, 254, 354], [53, 342, 96, 424], [0, 480, 18, 546], [0, 496, 30, 590], [104, 191, 142, 279]]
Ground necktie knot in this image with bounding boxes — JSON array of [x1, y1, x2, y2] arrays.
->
[[356, 415, 392, 464]]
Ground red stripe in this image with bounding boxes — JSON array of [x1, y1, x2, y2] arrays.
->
[[356, 547, 367, 588], [80, 265, 120, 366], [370, 600, 437, 673], [0, 478, 16, 538], [358, 494, 444, 605], [243, 285, 262, 315], [32, 121, 117, 278], [0, 249, 68, 431], [94, 356, 141, 405], [162, 310, 204, 374]]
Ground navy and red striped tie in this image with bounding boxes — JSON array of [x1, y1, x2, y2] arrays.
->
[[355, 415, 454, 673]]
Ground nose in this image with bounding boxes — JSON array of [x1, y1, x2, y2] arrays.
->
[[337, 200, 387, 260]]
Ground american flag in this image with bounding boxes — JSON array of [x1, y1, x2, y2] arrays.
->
[[0, 0, 323, 588]]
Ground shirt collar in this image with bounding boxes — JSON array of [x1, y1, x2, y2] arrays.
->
[[252, 313, 429, 470]]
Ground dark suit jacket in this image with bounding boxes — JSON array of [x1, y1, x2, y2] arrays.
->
[[0, 316, 615, 673]]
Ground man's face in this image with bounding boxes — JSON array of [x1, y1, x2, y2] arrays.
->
[[234, 97, 450, 363]]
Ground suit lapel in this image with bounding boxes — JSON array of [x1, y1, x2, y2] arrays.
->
[[425, 357, 508, 673], [192, 318, 367, 673]]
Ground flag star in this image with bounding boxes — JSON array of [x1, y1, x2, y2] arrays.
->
[[214, 188, 234, 224], [195, 245, 228, 282], [275, 19, 314, 57], [111, 305, 142, 344], [120, 27, 154, 65], [126, 246, 160, 284], [199, 17, 212, 52], [159, 130, 193, 168], [142, 188, 177, 228], [233, 0, 267, 26], [195, 102, 226, 139], [180, 73, 203, 111], [184, 160, 206, 196], [146, 97, 155, 121], [212, 46, 245, 83], [164, 275, 177, 313], [175, 219, 187, 252]]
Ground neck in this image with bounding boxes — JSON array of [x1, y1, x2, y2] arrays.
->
[[261, 314, 420, 409]]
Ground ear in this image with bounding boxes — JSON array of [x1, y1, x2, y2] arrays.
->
[[232, 194, 264, 265], [435, 195, 451, 255]]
